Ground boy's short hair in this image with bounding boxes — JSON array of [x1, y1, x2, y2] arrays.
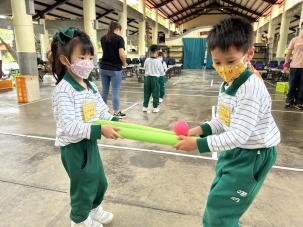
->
[[149, 44, 159, 53], [208, 16, 254, 53]]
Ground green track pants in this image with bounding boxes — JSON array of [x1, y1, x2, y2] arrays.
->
[[61, 139, 108, 223], [203, 147, 276, 227], [143, 76, 160, 108], [159, 75, 166, 99]]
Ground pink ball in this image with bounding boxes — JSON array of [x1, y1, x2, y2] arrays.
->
[[173, 120, 189, 136]]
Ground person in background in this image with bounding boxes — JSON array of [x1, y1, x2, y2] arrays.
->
[[158, 52, 168, 103], [100, 21, 127, 118], [284, 24, 303, 110], [143, 45, 165, 113]]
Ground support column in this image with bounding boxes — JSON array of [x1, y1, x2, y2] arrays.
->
[[300, 2, 303, 35], [83, 0, 97, 62], [267, 6, 277, 60], [165, 19, 170, 38], [138, 0, 146, 56], [255, 29, 262, 43], [276, 6, 291, 58], [11, 0, 38, 77], [152, 8, 158, 44], [119, 0, 127, 51], [39, 19, 49, 61]]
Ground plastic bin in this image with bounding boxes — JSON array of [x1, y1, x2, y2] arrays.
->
[[276, 82, 289, 94]]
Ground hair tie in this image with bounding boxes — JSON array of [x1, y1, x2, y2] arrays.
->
[[52, 27, 78, 45]]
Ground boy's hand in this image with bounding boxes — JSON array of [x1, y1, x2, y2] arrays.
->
[[188, 126, 203, 137], [174, 136, 197, 152], [101, 125, 122, 140]]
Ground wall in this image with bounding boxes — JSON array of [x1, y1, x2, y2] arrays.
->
[[182, 14, 228, 30], [165, 26, 213, 46]]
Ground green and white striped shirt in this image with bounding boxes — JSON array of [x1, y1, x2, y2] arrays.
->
[[197, 70, 280, 152], [52, 73, 117, 147]]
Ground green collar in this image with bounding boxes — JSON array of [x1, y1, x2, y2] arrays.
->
[[220, 68, 253, 96], [63, 72, 97, 93]]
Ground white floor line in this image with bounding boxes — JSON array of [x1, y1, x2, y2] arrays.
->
[[120, 90, 218, 97], [122, 102, 138, 113], [1, 131, 303, 173], [172, 77, 182, 86], [121, 86, 220, 92], [264, 80, 276, 87], [272, 109, 303, 114], [210, 80, 214, 87], [0, 102, 19, 108], [18, 98, 51, 106]]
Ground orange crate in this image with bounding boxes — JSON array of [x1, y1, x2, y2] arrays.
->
[[0, 80, 13, 90], [15, 76, 40, 103]]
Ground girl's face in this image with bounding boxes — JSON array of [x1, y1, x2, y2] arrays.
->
[[70, 44, 93, 63]]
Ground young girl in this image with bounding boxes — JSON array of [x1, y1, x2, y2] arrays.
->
[[51, 27, 121, 227]]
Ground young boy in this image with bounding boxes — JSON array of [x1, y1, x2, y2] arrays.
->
[[143, 45, 165, 113], [174, 17, 280, 227], [158, 52, 168, 103]]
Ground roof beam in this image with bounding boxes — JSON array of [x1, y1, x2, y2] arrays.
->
[[174, 7, 212, 24], [221, 7, 256, 22], [33, 0, 70, 19], [221, 0, 262, 17], [168, 0, 209, 19], [261, 0, 277, 4], [154, 0, 174, 8], [96, 9, 114, 19]]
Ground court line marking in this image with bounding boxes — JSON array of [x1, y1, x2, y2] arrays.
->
[[264, 80, 276, 87], [18, 98, 51, 106], [172, 77, 182, 86], [0, 132, 302, 173], [122, 102, 138, 113], [120, 90, 286, 101]]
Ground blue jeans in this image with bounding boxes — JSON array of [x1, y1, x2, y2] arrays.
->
[[99, 69, 123, 112], [286, 68, 303, 104]]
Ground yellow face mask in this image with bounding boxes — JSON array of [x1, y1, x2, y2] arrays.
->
[[213, 60, 247, 84]]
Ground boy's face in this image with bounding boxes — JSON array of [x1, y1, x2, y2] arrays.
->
[[211, 46, 246, 65], [151, 50, 159, 57], [211, 46, 254, 83]]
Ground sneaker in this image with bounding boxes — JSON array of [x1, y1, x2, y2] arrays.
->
[[90, 206, 113, 225], [142, 107, 148, 112], [152, 107, 160, 113], [159, 98, 163, 103], [114, 111, 126, 118], [285, 103, 295, 109], [295, 104, 303, 110], [71, 216, 102, 227]]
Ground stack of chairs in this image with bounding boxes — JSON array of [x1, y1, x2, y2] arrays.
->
[[265, 60, 289, 82]]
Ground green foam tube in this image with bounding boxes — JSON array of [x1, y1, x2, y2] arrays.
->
[[115, 127, 179, 145], [94, 120, 175, 135]]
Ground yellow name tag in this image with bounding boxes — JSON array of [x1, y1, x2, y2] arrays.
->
[[82, 102, 96, 122], [219, 104, 231, 126]]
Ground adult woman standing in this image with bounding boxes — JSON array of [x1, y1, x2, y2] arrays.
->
[[100, 21, 127, 118]]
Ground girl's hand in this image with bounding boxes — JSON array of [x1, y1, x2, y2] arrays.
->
[[174, 136, 197, 152], [101, 125, 122, 140], [188, 126, 203, 137]]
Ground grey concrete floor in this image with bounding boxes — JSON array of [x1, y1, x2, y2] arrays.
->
[[0, 70, 302, 227]]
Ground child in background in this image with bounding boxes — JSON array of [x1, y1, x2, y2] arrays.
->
[[174, 17, 280, 226], [143, 45, 165, 113], [51, 27, 121, 227], [158, 52, 168, 103]]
